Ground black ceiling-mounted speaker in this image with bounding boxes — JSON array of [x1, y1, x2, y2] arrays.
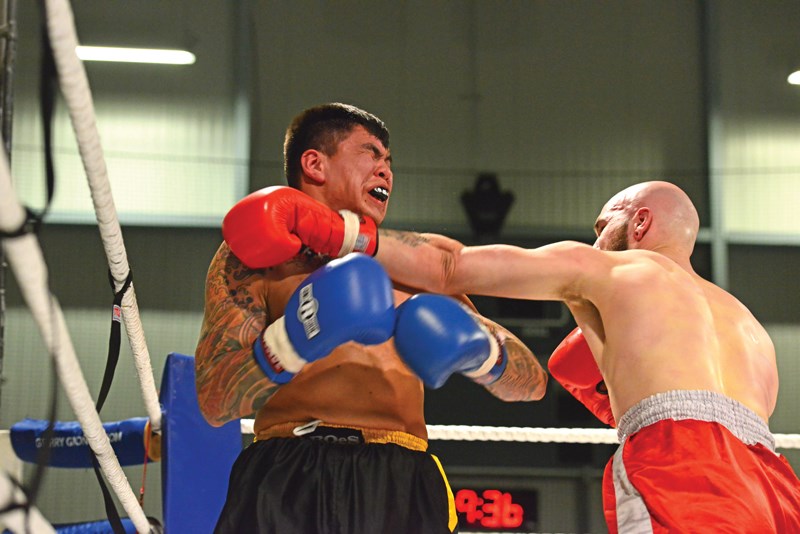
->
[[461, 173, 514, 237]]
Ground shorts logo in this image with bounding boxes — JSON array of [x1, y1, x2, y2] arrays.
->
[[308, 434, 363, 445], [296, 284, 321, 339], [303, 426, 365, 445]]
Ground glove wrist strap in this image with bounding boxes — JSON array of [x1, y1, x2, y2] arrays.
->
[[482, 341, 508, 384], [464, 326, 508, 383], [253, 317, 307, 384], [337, 210, 360, 256]]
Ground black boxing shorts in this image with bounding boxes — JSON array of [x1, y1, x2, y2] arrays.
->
[[213, 423, 458, 534]]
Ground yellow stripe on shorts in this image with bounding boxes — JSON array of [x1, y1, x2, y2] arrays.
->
[[430, 454, 458, 532]]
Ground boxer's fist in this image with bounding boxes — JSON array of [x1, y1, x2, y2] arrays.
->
[[253, 254, 395, 383], [393, 294, 507, 389], [222, 186, 378, 269], [548, 327, 615, 427]]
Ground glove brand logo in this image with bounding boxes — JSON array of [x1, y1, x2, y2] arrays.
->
[[297, 284, 321, 339], [262, 340, 285, 374], [354, 235, 370, 253]]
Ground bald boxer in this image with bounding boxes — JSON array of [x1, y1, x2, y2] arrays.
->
[[195, 103, 548, 534], [359, 181, 800, 532]]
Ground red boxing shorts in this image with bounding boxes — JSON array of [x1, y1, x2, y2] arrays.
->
[[603, 390, 800, 533]]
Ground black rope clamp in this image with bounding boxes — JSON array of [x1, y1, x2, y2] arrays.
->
[[95, 268, 133, 414]]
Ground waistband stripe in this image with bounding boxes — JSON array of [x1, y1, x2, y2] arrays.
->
[[617, 390, 775, 451], [255, 421, 428, 452]]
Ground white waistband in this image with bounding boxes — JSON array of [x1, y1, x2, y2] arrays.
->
[[616, 390, 775, 451]]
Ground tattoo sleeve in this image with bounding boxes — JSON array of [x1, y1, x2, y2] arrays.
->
[[195, 243, 279, 426], [472, 317, 549, 402]]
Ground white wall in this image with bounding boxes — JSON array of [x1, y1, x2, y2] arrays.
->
[[10, 1, 245, 226], [704, 2, 800, 238]]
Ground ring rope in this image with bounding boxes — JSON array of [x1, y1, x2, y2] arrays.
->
[[0, 155, 147, 530], [45, 1, 158, 529], [240, 419, 800, 449], [44, 0, 161, 433], [0, 2, 159, 531], [0, 472, 55, 534]]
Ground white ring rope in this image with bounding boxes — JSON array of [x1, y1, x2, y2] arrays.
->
[[44, 0, 161, 433], [240, 420, 800, 449], [0, 155, 148, 530], [0, 1, 156, 531], [0, 472, 55, 534]]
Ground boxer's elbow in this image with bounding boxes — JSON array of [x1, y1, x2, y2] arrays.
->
[[195, 361, 239, 427], [509, 347, 549, 402], [195, 380, 228, 427]]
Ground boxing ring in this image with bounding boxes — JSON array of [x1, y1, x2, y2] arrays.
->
[[1, 1, 800, 533]]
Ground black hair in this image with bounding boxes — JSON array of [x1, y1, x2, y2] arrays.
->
[[283, 103, 390, 189]]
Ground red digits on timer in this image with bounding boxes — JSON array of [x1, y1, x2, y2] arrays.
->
[[481, 489, 523, 528], [454, 489, 483, 524], [455, 488, 523, 529]]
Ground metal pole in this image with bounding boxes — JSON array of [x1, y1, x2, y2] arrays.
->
[[700, 0, 729, 289], [0, 0, 19, 413]]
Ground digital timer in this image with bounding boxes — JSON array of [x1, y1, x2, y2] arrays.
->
[[453, 487, 538, 532]]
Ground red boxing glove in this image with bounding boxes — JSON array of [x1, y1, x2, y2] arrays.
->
[[222, 186, 378, 269], [548, 327, 615, 427]]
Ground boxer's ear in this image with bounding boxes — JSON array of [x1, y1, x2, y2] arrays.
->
[[633, 207, 651, 241], [300, 149, 326, 185]]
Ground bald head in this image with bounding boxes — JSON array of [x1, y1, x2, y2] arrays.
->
[[595, 181, 700, 259]]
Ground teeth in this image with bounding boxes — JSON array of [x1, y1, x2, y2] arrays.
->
[[370, 187, 389, 202]]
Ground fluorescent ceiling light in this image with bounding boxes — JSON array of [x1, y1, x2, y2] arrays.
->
[[789, 70, 800, 86], [76, 46, 195, 65]]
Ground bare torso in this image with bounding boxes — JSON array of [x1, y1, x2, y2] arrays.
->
[[250, 259, 427, 439], [569, 250, 778, 423], [253, 340, 426, 437], [195, 243, 427, 438]]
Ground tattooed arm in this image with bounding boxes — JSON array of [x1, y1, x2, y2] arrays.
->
[[452, 295, 548, 401], [471, 316, 548, 401], [374, 229, 458, 293], [195, 242, 279, 426], [381, 229, 549, 401]]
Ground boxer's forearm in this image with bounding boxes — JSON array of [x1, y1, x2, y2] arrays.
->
[[473, 338, 548, 401], [376, 229, 457, 293], [196, 325, 279, 426], [472, 319, 548, 401], [378, 230, 603, 304]]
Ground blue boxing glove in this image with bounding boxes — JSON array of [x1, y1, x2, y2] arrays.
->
[[253, 253, 395, 384], [393, 294, 508, 389]]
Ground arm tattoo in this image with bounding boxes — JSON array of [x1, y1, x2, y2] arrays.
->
[[195, 244, 280, 425], [379, 229, 430, 247], [472, 320, 548, 401]]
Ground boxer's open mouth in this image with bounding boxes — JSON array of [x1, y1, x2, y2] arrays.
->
[[369, 187, 389, 202]]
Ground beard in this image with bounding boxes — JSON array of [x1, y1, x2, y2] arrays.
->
[[605, 224, 629, 251]]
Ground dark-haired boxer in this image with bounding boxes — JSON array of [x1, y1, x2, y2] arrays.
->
[[196, 102, 548, 534]]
